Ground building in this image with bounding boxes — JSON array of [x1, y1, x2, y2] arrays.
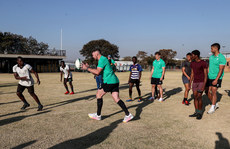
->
[[115, 61, 133, 72], [0, 50, 66, 73]]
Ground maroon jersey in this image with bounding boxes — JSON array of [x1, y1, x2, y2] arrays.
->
[[190, 60, 208, 83]]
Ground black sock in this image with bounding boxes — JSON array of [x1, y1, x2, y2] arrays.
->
[[97, 98, 103, 116], [117, 100, 129, 116], [184, 98, 187, 101]]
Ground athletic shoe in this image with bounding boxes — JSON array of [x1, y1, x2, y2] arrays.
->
[[137, 97, 142, 102], [158, 98, 164, 102], [189, 113, 198, 117], [185, 100, 189, 105], [123, 113, 134, 123], [21, 103, 30, 110], [126, 98, 133, 102], [64, 91, 69, 94], [37, 105, 43, 111], [182, 100, 185, 104], [207, 108, 215, 114], [88, 113, 101, 120], [70, 92, 74, 95], [196, 113, 203, 120]]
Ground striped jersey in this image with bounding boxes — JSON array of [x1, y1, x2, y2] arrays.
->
[[129, 64, 143, 79]]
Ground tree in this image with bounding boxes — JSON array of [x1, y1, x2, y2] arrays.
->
[[0, 32, 49, 55], [122, 56, 132, 61], [136, 51, 148, 67], [158, 49, 177, 66], [80, 39, 119, 65]]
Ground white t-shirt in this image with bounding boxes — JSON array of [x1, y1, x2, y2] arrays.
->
[[13, 64, 34, 87], [60, 65, 72, 78]]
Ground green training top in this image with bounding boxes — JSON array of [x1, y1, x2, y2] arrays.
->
[[152, 59, 166, 78], [208, 53, 226, 80], [97, 56, 119, 84]]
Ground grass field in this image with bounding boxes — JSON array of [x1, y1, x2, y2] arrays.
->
[[0, 71, 230, 149]]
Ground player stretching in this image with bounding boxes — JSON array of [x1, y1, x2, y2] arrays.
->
[[13, 57, 43, 111], [182, 53, 192, 105], [81, 49, 133, 123], [207, 43, 226, 114], [149, 52, 166, 102], [189, 50, 208, 120], [126, 56, 143, 102], [60, 61, 74, 95]]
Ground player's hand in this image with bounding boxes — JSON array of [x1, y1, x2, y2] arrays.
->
[[160, 77, 163, 81], [37, 80, 40, 85], [81, 63, 88, 70], [149, 76, 152, 80], [212, 79, 218, 86], [60, 79, 62, 82], [187, 76, 191, 81], [20, 77, 29, 80]]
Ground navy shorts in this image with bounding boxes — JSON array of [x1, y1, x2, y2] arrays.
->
[[182, 75, 190, 84]]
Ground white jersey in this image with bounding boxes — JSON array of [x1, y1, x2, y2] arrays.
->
[[13, 64, 34, 87], [60, 65, 72, 78]]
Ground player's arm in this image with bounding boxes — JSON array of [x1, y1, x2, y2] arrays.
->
[[160, 67, 165, 81], [139, 71, 142, 80], [202, 68, 208, 91], [190, 69, 194, 84], [82, 63, 103, 75], [60, 71, 63, 82], [13, 73, 28, 80], [182, 67, 190, 80], [212, 65, 225, 85], [150, 67, 154, 79], [67, 69, 70, 79], [30, 69, 40, 85]]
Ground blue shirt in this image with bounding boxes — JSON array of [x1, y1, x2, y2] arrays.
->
[[129, 64, 143, 79]]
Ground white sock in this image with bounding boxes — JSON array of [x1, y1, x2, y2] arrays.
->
[[211, 105, 215, 109]]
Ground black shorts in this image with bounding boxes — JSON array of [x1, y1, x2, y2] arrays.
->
[[64, 78, 73, 82], [102, 83, 119, 93], [129, 79, 140, 85], [17, 84, 34, 93], [151, 78, 163, 85], [207, 79, 222, 88]]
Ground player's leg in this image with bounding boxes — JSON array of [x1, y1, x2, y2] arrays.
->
[[183, 83, 190, 105], [189, 84, 198, 117], [136, 80, 142, 102], [28, 86, 43, 111], [111, 91, 133, 122], [154, 85, 158, 98], [16, 84, 30, 110], [69, 79, 74, 94], [88, 88, 107, 120], [196, 91, 203, 119], [127, 82, 134, 102], [150, 84, 156, 100], [208, 86, 218, 114], [157, 84, 164, 102], [63, 78, 69, 94]]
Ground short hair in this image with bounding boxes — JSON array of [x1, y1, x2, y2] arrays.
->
[[186, 53, 192, 56], [155, 52, 161, 55], [132, 56, 137, 60], [192, 50, 200, 57], [211, 43, 220, 51], [60, 61, 65, 64], [17, 56, 24, 61], [92, 48, 101, 53]]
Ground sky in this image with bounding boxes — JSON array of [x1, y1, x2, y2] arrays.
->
[[1, 0, 230, 60]]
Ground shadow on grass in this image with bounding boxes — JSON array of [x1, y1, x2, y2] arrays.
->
[[44, 95, 96, 110], [12, 140, 37, 149], [0, 83, 18, 88], [225, 90, 230, 97], [103, 93, 153, 120], [215, 132, 230, 149], [0, 100, 21, 105], [202, 92, 222, 112], [0, 91, 16, 95], [0, 110, 51, 126], [49, 119, 122, 149], [163, 87, 182, 101]]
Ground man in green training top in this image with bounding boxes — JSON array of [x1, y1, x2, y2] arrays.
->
[[81, 49, 133, 123], [149, 52, 166, 102], [207, 43, 227, 114]]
